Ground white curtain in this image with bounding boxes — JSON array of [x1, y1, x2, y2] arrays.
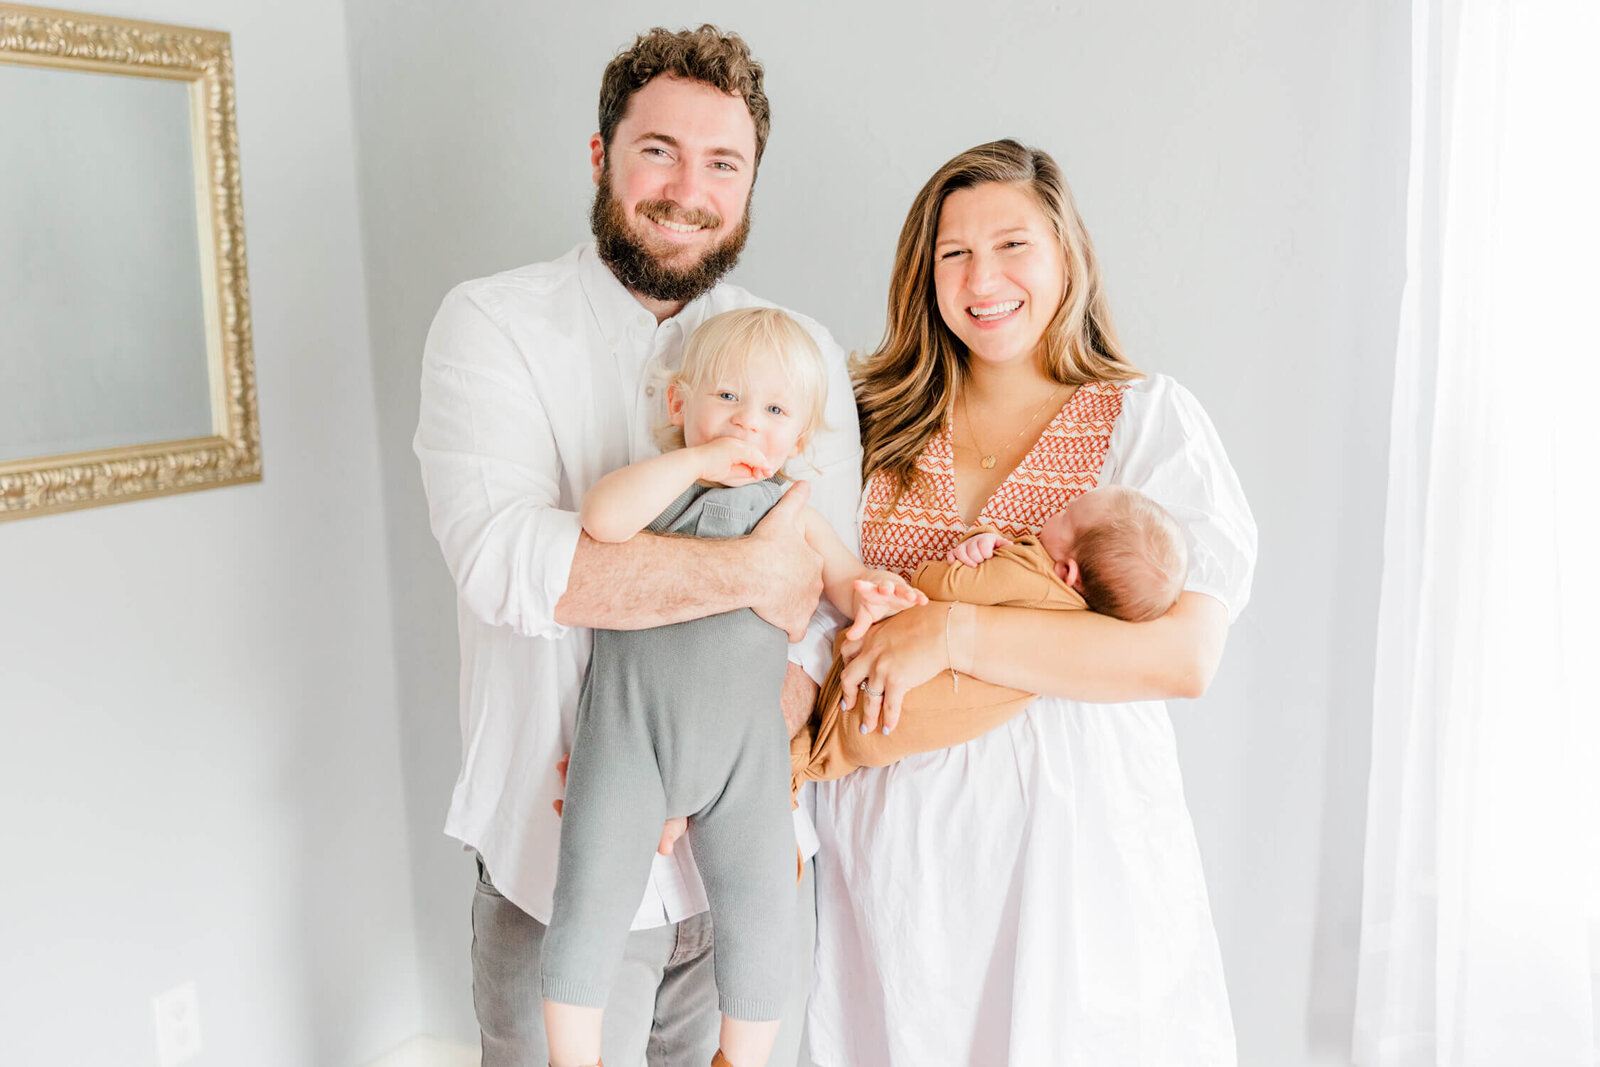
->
[[1354, 0, 1600, 1064]]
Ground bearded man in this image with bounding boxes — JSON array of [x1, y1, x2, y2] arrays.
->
[[413, 25, 861, 1067]]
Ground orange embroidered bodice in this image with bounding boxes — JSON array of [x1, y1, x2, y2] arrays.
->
[[860, 380, 1128, 580]]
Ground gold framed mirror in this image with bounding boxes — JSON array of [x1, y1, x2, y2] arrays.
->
[[0, 4, 260, 520]]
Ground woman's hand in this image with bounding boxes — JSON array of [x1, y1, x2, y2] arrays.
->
[[838, 601, 960, 735]]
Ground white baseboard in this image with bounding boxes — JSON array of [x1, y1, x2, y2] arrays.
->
[[363, 1034, 480, 1067]]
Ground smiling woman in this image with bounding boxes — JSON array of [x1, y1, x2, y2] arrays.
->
[[812, 139, 1257, 1065], [933, 183, 1067, 369], [856, 140, 1142, 505]]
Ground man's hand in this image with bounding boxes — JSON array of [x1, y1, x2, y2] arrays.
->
[[655, 816, 688, 856], [745, 481, 824, 642], [781, 662, 820, 739], [554, 754, 688, 856]]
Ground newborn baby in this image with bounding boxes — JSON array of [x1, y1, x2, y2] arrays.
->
[[792, 484, 1188, 793]]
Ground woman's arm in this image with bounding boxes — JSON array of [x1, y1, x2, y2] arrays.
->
[[838, 591, 1230, 730], [966, 591, 1228, 699]]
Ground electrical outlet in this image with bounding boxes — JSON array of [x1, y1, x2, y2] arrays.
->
[[151, 981, 203, 1067]]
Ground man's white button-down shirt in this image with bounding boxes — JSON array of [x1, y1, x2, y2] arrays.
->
[[415, 243, 861, 927]]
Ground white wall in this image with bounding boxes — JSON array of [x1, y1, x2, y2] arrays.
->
[[342, 2, 1409, 1064], [0, 1, 422, 1064]]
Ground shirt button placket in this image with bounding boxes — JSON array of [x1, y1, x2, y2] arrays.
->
[[640, 326, 684, 460], [631, 323, 675, 461]]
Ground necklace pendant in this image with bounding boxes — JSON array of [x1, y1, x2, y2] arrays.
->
[[981, 455, 997, 469]]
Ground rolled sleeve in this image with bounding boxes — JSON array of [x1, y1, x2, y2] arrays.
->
[[414, 286, 581, 639], [793, 787, 821, 860], [791, 601, 849, 685]]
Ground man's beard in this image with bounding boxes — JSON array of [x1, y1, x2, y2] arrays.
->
[[590, 167, 750, 304]]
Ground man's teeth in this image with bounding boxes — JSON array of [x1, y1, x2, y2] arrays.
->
[[969, 300, 1022, 320], [656, 218, 704, 233]]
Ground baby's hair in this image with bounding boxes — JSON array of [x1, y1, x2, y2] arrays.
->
[[654, 307, 829, 455], [1074, 487, 1188, 622]]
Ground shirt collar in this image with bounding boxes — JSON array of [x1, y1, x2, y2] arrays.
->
[[576, 241, 719, 350]]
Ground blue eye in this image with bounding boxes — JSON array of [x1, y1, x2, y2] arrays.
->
[[766, 404, 787, 416], [717, 391, 738, 402]]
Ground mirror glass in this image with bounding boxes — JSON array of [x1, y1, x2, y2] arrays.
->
[[0, 62, 214, 463]]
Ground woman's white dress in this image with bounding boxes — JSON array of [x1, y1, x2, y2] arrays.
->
[[807, 374, 1257, 1066]]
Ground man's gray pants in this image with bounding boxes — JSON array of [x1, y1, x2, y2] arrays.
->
[[471, 855, 817, 1067]]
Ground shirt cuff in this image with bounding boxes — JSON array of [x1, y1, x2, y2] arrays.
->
[[789, 600, 846, 685], [792, 783, 821, 860], [528, 508, 584, 640]]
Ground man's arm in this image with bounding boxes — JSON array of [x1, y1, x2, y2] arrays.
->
[[417, 289, 825, 641], [555, 481, 824, 640], [415, 287, 585, 639]]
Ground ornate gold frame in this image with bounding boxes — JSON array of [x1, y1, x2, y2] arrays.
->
[[0, 4, 259, 520]]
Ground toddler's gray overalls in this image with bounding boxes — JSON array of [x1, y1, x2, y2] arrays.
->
[[541, 478, 796, 1022]]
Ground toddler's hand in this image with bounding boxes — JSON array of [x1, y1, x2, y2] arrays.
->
[[946, 530, 1012, 567], [696, 435, 773, 486], [844, 570, 928, 640]]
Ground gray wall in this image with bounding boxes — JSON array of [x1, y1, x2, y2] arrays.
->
[[343, 2, 1408, 1065], [0, 0, 421, 1064]]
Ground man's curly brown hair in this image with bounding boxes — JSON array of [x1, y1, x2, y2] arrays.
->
[[598, 25, 770, 167]]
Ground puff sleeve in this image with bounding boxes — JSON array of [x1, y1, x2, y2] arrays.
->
[[1100, 376, 1257, 621]]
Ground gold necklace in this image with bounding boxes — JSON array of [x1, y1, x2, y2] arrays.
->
[[960, 383, 1068, 469]]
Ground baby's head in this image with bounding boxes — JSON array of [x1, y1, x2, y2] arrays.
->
[[1037, 486, 1188, 622], [657, 308, 829, 476]]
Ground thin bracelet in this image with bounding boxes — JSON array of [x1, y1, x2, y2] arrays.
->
[[945, 601, 961, 693]]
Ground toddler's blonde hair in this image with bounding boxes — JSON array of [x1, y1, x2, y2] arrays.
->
[[655, 307, 830, 457], [1074, 487, 1188, 622]]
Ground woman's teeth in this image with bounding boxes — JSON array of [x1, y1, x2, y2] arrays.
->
[[969, 300, 1022, 322]]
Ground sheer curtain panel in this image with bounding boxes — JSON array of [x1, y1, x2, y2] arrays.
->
[[1353, 0, 1600, 1065]]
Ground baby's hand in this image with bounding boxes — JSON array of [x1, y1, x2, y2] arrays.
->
[[844, 570, 928, 640], [947, 530, 1012, 567], [695, 435, 773, 486]]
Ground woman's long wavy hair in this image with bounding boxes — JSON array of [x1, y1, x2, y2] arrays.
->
[[854, 139, 1142, 497]]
